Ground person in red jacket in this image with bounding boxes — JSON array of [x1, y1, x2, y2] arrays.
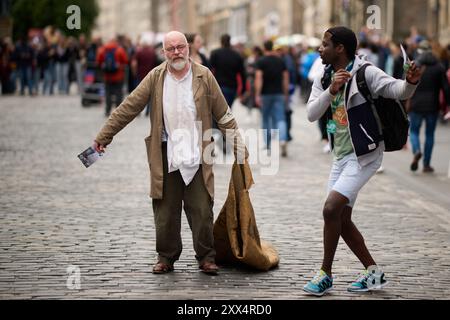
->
[[96, 37, 128, 116]]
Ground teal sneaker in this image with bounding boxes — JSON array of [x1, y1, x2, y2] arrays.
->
[[303, 270, 333, 296], [347, 265, 388, 292]]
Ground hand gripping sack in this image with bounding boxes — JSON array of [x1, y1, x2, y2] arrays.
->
[[213, 160, 279, 271]]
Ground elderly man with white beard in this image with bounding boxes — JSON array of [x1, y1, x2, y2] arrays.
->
[[93, 31, 247, 275]]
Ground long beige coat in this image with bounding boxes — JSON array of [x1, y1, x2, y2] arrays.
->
[[95, 61, 245, 199]]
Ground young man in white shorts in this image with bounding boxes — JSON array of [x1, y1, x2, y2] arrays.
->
[[303, 26, 422, 296]]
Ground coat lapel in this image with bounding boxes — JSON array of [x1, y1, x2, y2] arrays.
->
[[154, 62, 167, 136], [192, 63, 204, 120]]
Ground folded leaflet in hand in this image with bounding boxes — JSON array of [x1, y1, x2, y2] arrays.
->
[[78, 146, 103, 168]]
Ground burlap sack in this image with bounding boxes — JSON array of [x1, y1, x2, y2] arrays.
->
[[213, 161, 279, 271]]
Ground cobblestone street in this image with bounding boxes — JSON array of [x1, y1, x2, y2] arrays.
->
[[0, 94, 449, 300]]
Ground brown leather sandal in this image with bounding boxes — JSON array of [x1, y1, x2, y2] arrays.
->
[[199, 262, 219, 275], [152, 262, 174, 274]]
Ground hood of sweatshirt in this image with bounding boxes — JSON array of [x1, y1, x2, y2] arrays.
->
[[417, 51, 438, 67]]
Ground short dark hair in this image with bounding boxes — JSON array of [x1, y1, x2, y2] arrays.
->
[[221, 34, 231, 47], [253, 46, 263, 57], [326, 26, 357, 60], [263, 40, 273, 51], [185, 33, 196, 44]]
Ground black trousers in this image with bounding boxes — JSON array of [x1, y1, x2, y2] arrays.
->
[[104, 81, 123, 116]]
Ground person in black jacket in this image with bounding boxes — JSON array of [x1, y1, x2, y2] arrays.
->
[[210, 34, 246, 108], [210, 34, 247, 154], [409, 40, 450, 173]]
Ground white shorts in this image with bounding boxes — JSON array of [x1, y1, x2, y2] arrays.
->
[[327, 152, 383, 207]]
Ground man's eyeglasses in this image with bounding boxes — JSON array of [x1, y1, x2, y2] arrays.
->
[[164, 44, 187, 53]]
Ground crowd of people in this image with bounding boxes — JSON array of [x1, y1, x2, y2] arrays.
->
[[1, 25, 449, 166]]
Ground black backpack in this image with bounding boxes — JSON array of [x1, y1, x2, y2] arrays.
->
[[356, 64, 409, 152], [321, 63, 409, 152], [102, 48, 118, 74]]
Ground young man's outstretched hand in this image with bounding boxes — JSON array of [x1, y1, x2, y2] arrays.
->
[[405, 61, 422, 84]]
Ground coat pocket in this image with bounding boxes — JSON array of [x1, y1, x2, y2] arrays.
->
[[359, 124, 374, 142]]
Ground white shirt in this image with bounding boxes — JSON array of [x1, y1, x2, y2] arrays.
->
[[162, 66, 201, 185]]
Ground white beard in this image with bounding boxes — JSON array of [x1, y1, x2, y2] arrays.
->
[[170, 59, 187, 71]]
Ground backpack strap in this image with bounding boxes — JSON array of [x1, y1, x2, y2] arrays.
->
[[320, 64, 334, 148], [320, 64, 334, 121], [356, 63, 383, 134], [356, 64, 373, 104], [320, 64, 333, 90]]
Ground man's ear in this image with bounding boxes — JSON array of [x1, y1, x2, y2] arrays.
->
[[336, 44, 345, 56]]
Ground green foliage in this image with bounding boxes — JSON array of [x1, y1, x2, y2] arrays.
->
[[12, 0, 99, 39]]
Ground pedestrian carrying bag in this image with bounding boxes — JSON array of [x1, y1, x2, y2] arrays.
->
[[356, 64, 410, 152], [213, 160, 279, 271]]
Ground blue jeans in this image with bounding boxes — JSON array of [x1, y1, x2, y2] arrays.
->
[[43, 63, 56, 95], [261, 94, 288, 148], [213, 86, 237, 131], [56, 62, 69, 94], [19, 66, 33, 95], [33, 67, 40, 94], [220, 86, 237, 109], [409, 111, 438, 167]]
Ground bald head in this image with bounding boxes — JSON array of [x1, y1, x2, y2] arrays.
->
[[163, 31, 188, 50]]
